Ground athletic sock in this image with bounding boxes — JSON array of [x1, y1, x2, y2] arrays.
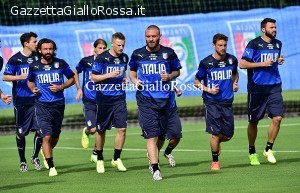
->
[[164, 144, 175, 155], [212, 151, 219, 162], [92, 150, 97, 156], [16, 136, 26, 162], [46, 157, 54, 168], [265, 142, 273, 152], [151, 163, 160, 173], [113, 149, 122, 161], [96, 150, 103, 160], [249, 145, 256, 154]]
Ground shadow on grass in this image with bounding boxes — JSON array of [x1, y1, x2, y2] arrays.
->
[[0, 181, 63, 191]]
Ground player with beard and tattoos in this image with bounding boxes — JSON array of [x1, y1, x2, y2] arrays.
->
[[240, 18, 285, 166]]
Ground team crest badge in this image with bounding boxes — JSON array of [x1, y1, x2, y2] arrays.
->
[[54, 62, 59, 68], [75, 29, 115, 58], [228, 58, 233, 65], [276, 43, 280, 48], [162, 53, 168, 59]]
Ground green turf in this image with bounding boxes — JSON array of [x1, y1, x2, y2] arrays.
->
[[1, 89, 299, 118], [0, 117, 299, 193]]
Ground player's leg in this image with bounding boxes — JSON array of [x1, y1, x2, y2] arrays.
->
[[30, 105, 42, 170], [14, 105, 31, 172], [111, 102, 127, 172], [138, 106, 162, 180], [247, 93, 267, 165], [81, 102, 97, 149], [263, 92, 284, 163]]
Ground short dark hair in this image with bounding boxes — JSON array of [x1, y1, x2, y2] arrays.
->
[[261, 18, 276, 29], [213, 33, 228, 44], [37, 38, 57, 51], [112, 32, 125, 42], [146, 25, 161, 34], [93, 39, 107, 48], [20, 32, 37, 47]]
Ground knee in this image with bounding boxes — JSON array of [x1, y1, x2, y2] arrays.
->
[[223, 136, 232, 142], [273, 116, 283, 125], [118, 128, 126, 134]]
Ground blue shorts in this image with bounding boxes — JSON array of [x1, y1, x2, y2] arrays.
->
[[96, 101, 127, 133], [35, 103, 65, 138], [83, 101, 97, 130], [159, 107, 182, 141], [248, 92, 284, 123], [14, 104, 37, 137], [204, 102, 234, 137], [138, 105, 168, 139]]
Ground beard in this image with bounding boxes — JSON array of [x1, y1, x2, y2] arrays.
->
[[146, 40, 159, 50], [265, 30, 276, 39], [41, 53, 53, 61]]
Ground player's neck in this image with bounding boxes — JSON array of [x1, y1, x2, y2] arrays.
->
[[261, 35, 272, 43], [109, 49, 120, 57], [21, 48, 32, 57], [41, 58, 53, 64], [146, 45, 160, 52], [212, 53, 225, 61]]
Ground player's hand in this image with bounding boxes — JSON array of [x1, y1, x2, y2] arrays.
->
[[175, 87, 182, 97], [122, 78, 129, 87], [207, 84, 219, 95], [31, 87, 40, 95], [233, 82, 239, 92], [160, 71, 170, 81], [263, 58, 273, 67], [110, 70, 120, 78], [1, 93, 12, 105], [49, 83, 63, 93], [133, 79, 143, 89], [19, 73, 28, 80], [75, 88, 83, 102], [277, 55, 284, 65]]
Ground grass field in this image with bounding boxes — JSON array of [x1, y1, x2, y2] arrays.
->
[[0, 117, 299, 193]]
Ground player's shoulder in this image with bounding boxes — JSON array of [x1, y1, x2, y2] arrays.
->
[[80, 55, 94, 63], [53, 57, 69, 67], [226, 53, 238, 61], [132, 46, 146, 55], [201, 55, 214, 64], [7, 51, 22, 63]]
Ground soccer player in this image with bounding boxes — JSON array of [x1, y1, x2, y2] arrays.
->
[[129, 25, 182, 180], [91, 32, 128, 174], [2, 32, 43, 172], [0, 88, 12, 104], [27, 38, 75, 176], [240, 18, 285, 165], [194, 33, 239, 171], [74, 39, 107, 163]]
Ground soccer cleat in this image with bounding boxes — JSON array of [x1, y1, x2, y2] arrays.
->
[[20, 162, 28, 172], [164, 153, 176, 167], [31, 157, 42, 170], [96, 160, 105, 173], [263, 149, 276, 164], [49, 167, 58, 176], [40, 150, 49, 169], [152, 170, 162, 181], [211, 161, 221, 171], [90, 154, 97, 163], [81, 127, 89, 149], [249, 153, 260, 166], [111, 158, 127, 172]]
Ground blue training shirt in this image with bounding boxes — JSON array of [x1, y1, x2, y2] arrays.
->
[[129, 45, 182, 109], [76, 55, 96, 103], [196, 53, 238, 104], [241, 36, 282, 93], [3, 51, 38, 105], [27, 58, 74, 103], [92, 50, 128, 105]]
